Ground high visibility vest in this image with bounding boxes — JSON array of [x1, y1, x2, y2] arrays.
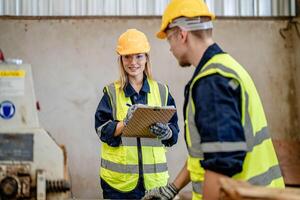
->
[[99, 79, 170, 192], [185, 53, 285, 200]]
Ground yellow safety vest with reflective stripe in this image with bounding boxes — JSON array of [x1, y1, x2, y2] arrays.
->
[[99, 79, 169, 192], [185, 53, 285, 200]]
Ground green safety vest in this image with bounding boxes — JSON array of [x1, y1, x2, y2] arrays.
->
[[185, 53, 285, 200], [99, 79, 169, 192]]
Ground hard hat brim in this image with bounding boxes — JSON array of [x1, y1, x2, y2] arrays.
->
[[117, 49, 150, 56], [156, 31, 167, 39]]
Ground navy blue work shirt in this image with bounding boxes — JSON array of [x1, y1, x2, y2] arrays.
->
[[183, 43, 247, 177], [95, 77, 179, 147]]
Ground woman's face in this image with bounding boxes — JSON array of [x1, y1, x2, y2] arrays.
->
[[121, 53, 147, 79]]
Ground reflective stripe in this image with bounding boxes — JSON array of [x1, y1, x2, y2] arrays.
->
[[253, 127, 269, 148], [192, 181, 203, 194], [200, 127, 270, 153], [101, 158, 168, 174], [244, 91, 254, 151], [143, 162, 168, 173], [96, 120, 112, 138], [157, 83, 167, 106], [141, 138, 163, 147], [122, 137, 163, 147], [201, 63, 240, 81], [187, 93, 203, 158], [188, 128, 269, 156], [101, 158, 138, 173], [121, 137, 137, 146], [201, 141, 247, 153], [106, 83, 117, 119], [248, 165, 282, 186]]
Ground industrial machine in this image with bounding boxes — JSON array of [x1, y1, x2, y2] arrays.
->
[[0, 62, 70, 199]]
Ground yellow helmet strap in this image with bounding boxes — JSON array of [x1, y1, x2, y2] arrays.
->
[[169, 17, 213, 31]]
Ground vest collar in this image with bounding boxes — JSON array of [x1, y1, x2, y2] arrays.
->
[[192, 43, 224, 81]]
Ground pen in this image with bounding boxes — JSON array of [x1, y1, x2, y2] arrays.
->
[[126, 103, 132, 107]]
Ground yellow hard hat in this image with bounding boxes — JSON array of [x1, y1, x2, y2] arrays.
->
[[116, 29, 150, 55], [157, 0, 215, 39]]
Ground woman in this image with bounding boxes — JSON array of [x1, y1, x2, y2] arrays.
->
[[94, 29, 180, 199]]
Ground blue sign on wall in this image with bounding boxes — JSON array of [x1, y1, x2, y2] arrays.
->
[[0, 101, 16, 119]]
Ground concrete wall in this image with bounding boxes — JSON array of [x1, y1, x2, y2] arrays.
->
[[0, 17, 299, 198], [290, 14, 300, 140]]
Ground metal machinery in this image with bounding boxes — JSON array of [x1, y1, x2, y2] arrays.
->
[[0, 62, 70, 199]]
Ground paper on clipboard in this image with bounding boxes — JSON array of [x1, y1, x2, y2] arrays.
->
[[122, 105, 176, 138]]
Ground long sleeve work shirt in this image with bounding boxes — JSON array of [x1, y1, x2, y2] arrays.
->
[[183, 43, 247, 177]]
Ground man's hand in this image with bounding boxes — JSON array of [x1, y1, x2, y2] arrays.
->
[[149, 122, 173, 140], [123, 104, 138, 126], [142, 183, 178, 200]]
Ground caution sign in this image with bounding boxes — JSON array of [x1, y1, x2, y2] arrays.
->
[[0, 70, 25, 96]]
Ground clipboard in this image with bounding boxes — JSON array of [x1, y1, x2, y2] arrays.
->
[[122, 105, 176, 138]]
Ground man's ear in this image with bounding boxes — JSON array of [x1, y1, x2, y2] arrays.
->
[[179, 30, 188, 44]]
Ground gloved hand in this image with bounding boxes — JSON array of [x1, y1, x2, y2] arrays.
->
[[142, 183, 178, 200], [149, 122, 173, 140], [123, 104, 138, 126]]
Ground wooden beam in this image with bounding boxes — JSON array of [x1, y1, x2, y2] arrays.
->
[[219, 178, 300, 200]]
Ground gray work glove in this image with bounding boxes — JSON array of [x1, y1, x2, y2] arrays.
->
[[123, 104, 138, 126], [142, 183, 178, 200], [149, 122, 173, 140]]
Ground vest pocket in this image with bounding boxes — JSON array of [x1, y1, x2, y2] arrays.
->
[[142, 147, 169, 189], [154, 147, 166, 160], [101, 145, 127, 182], [101, 165, 127, 183]]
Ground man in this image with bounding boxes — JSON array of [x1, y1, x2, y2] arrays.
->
[[143, 0, 285, 199]]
